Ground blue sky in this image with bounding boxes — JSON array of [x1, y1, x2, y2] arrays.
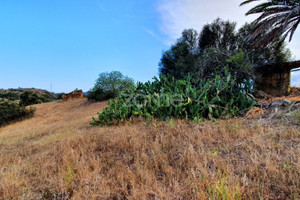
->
[[0, 0, 299, 92]]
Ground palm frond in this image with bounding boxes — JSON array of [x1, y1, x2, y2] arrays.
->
[[240, 0, 262, 6], [241, 0, 300, 46]]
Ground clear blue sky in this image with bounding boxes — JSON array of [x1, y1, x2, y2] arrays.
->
[[0, 0, 299, 92]]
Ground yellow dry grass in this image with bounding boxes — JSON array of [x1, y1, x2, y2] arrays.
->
[[0, 99, 299, 199]]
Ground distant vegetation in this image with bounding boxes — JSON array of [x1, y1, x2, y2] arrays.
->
[[56, 92, 65, 100], [0, 101, 35, 126], [91, 67, 257, 126], [87, 71, 135, 101], [0, 88, 58, 102], [19, 91, 52, 106], [0, 88, 59, 126], [0, 92, 19, 101]]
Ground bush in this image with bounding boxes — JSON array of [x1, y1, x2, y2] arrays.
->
[[56, 93, 65, 100], [91, 67, 258, 126], [87, 71, 135, 101], [19, 91, 44, 106], [0, 101, 35, 126], [40, 93, 55, 102], [0, 92, 20, 101]]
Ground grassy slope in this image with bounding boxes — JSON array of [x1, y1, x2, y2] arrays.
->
[[0, 99, 299, 199]]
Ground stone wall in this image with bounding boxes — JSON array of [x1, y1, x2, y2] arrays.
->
[[255, 71, 291, 97]]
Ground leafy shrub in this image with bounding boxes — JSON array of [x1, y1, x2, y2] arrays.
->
[[0, 92, 20, 101], [0, 101, 35, 126], [19, 91, 44, 106], [91, 68, 257, 126], [40, 93, 55, 102], [87, 71, 135, 101], [56, 93, 65, 100], [87, 88, 111, 101]]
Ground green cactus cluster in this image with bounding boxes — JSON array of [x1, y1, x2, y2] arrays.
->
[[91, 67, 257, 126]]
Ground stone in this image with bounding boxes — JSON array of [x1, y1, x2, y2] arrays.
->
[[254, 90, 271, 99], [62, 90, 84, 101], [282, 99, 292, 106], [270, 99, 284, 107], [292, 102, 300, 109], [261, 102, 270, 110]]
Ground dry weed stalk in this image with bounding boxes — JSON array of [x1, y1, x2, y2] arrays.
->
[[0, 99, 299, 199]]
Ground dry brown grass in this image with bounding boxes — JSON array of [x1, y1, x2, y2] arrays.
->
[[0, 99, 299, 199]]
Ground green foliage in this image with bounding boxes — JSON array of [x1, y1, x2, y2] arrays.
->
[[0, 100, 35, 126], [91, 68, 257, 126], [56, 93, 65, 100], [226, 51, 253, 83], [19, 91, 44, 106], [0, 92, 19, 101], [87, 88, 112, 101], [159, 18, 291, 82], [241, 0, 300, 46], [87, 71, 135, 101], [237, 23, 291, 65], [199, 18, 237, 51], [159, 29, 199, 80], [0, 88, 58, 102]]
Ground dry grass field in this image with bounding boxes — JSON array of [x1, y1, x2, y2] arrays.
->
[[0, 99, 299, 199]]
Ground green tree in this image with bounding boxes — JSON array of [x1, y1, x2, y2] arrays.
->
[[237, 22, 291, 66], [195, 19, 247, 81], [240, 0, 300, 46], [159, 18, 291, 82], [88, 71, 135, 101], [159, 29, 199, 80], [19, 91, 43, 106], [199, 18, 237, 51]]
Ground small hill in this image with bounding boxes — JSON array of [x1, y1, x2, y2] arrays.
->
[[0, 88, 58, 101], [0, 99, 299, 199]]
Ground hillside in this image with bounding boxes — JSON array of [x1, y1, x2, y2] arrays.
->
[[0, 88, 58, 101], [0, 99, 299, 199]]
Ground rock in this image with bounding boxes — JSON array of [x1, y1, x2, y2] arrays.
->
[[295, 102, 300, 108], [289, 102, 300, 111], [269, 99, 292, 108], [62, 90, 84, 101], [261, 102, 270, 110], [282, 99, 292, 106], [255, 90, 272, 99], [270, 99, 284, 107]]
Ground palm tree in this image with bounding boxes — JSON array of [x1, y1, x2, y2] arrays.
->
[[240, 0, 300, 46]]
